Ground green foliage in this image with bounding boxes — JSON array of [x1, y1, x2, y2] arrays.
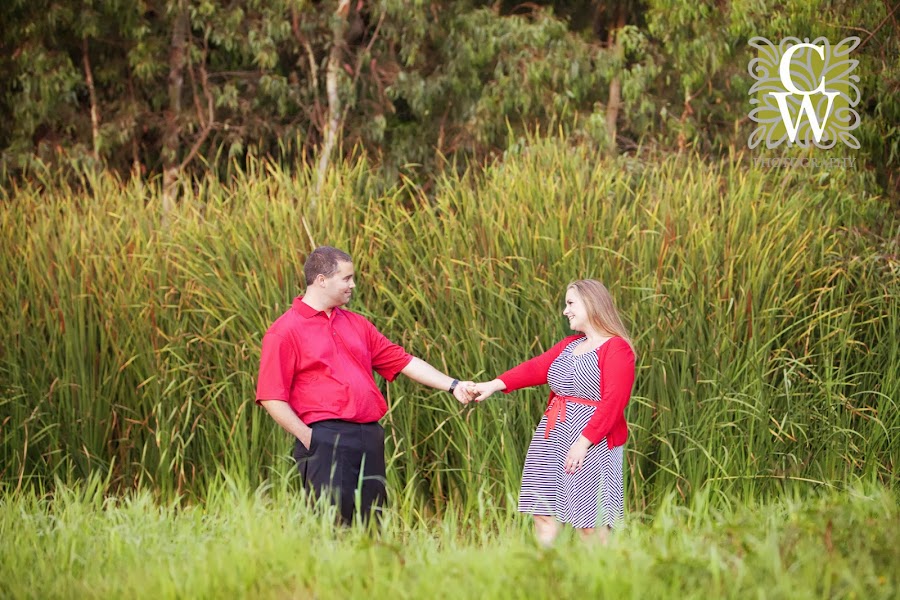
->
[[644, 0, 900, 190], [382, 7, 614, 169], [1, 0, 896, 196]]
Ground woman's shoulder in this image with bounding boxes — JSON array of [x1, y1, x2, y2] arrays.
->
[[604, 336, 636, 359]]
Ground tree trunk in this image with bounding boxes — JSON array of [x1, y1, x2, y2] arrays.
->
[[128, 77, 142, 179], [81, 37, 100, 158], [291, 6, 319, 91], [315, 0, 351, 200], [162, 3, 189, 215], [606, 8, 626, 150]]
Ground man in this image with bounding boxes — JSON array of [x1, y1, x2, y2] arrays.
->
[[256, 246, 474, 523]]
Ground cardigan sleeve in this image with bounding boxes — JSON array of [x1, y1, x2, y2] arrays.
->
[[581, 338, 635, 445], [497, 335, 583, 392]]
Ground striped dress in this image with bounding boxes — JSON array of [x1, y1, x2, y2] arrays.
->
[[518, 338, 625, 529]]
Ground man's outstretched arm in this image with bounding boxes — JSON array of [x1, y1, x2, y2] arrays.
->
[[400, 358, 475, 404]]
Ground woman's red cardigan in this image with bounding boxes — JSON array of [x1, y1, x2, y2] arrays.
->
[[497, 335, 636, 448]]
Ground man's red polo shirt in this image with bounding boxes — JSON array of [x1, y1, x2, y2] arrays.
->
[[255, 297, 413, 424]]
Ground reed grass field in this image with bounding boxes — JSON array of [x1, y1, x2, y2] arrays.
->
[[1, 476, 898, 599], [1, 139, 898, 597]]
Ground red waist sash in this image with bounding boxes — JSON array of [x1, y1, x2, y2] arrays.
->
[[544, 392, 602, 439]]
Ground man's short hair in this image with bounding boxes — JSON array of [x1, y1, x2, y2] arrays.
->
[[304, 246, 352, 286]]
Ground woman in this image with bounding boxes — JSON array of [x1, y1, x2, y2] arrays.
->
[[471, 280, 636, 546]]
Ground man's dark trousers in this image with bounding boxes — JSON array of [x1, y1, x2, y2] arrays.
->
[[292, 420, 387, 524]]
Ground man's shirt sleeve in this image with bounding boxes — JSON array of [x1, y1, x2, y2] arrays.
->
[[365, 320, 413, 382], [255, 332, 297, 404]]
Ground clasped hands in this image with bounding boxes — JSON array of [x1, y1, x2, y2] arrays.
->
[[449, 379, 506, 405], [450, 378, 591, 473]]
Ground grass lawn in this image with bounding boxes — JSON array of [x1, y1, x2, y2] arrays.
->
[[2, 481, 897, 599]]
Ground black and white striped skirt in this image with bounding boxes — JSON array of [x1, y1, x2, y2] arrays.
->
[[518, 401, 625, 529]]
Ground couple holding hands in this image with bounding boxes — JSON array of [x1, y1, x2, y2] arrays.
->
[[256, 246, 635, 545]]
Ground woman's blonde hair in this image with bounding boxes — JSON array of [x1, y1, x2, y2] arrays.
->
[[567, 279, 635, 355]]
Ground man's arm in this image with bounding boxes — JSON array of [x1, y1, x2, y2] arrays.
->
[[256, 332, 311, 445], [400, 357, 475, 404], [259, 400, 312, 449]]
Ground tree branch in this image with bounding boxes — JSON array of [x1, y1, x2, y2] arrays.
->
[[341, 6, 386, 127], [186, 33, 206, 130], [179, 35, 215, 171], [291, 5, 319, 91], [860, 1, 900, 50]]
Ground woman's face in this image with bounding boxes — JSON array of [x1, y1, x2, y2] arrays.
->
[[562, 287, 589, 332]]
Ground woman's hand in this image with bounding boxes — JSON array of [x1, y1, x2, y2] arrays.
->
[[565, 436, 592, 474], [471, 379, 506, 402]]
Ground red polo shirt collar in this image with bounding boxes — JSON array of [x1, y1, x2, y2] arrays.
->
[[293, 296, 332, 319]]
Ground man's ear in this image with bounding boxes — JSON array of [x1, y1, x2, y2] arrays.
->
[[314, 273, 326, 286]]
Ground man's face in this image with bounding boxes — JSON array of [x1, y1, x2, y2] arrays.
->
[[319, 260, 356, 307]]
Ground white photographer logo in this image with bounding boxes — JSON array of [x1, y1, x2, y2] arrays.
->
[[748, 37, 861, 149]]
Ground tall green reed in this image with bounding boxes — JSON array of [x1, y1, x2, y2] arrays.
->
[[1, 139, 897, 514]]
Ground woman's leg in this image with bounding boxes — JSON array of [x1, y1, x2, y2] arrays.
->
[[576, 525, 611, 545], [533, 514, 561, 547]]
